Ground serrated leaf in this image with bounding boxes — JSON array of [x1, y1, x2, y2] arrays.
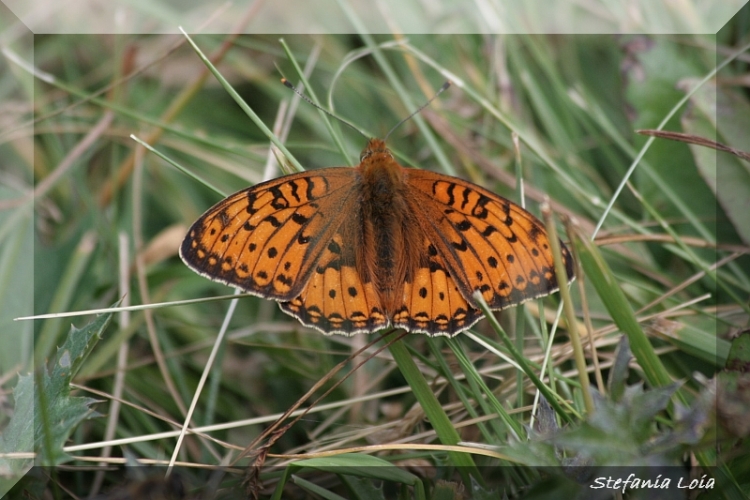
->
[[0, 374, 34, 474], [433, 480, 465, 500], [550, 380, 694, 467], [0, 310, 113, 469], [627, 382, 681, 432], [500, 440, 561, 467], [553, 423, 639, 462], [607, 336, 632, 402], [647, 388, 714, 455]]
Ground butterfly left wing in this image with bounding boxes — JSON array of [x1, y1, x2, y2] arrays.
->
[[181, 167, 390, 335], [405, 169, 575, 315], [180, 168, 359, 301]]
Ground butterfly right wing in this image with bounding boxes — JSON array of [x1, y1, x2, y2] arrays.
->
[[391, 233, 485, 336], [406, 168, 575, 311], [180, 168, 360, 301]]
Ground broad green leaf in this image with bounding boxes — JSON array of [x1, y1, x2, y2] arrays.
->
[[291, 453, 419, 485], [291, 475, 349, 500], [625, 39, 716, 224], [681, 79, 750, 245], [272, 453, 424, 500]]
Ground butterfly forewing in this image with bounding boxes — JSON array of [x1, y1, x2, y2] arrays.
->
[[180, 168, 359, 301], [406, 169, 575, 312]]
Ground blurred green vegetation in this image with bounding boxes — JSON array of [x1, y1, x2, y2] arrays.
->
[[2, 4, 750, 498]]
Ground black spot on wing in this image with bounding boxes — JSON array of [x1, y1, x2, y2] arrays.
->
[[292, 212, 309, 225]]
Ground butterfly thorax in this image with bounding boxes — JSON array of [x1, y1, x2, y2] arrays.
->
[[356, 139, 418, 312]]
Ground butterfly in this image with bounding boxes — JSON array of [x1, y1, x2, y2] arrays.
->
[[180, 138, 575, 337]]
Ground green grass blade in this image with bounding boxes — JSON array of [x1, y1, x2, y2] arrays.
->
[[179, 28, 305, 173], [573, 227, 676, 393], [387, 336, 482, 485], [472, 294, 578, 425], [445, 338, 525, 440]]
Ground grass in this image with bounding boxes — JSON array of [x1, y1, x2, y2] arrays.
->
[[2, 5, 750, 498]]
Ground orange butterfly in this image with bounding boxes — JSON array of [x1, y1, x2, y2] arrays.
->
[[180, 138, 574, 337]]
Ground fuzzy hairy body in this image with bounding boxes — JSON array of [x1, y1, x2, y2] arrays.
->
[[356, 141, 420, 316]]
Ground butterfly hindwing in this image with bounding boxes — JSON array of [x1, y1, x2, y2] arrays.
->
[[392, 236, 483, 336], [280, 231, 388, 335]]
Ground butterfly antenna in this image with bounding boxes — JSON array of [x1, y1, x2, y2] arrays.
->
[[281, 78, 369, 140], [384, 81, 451, 143]]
